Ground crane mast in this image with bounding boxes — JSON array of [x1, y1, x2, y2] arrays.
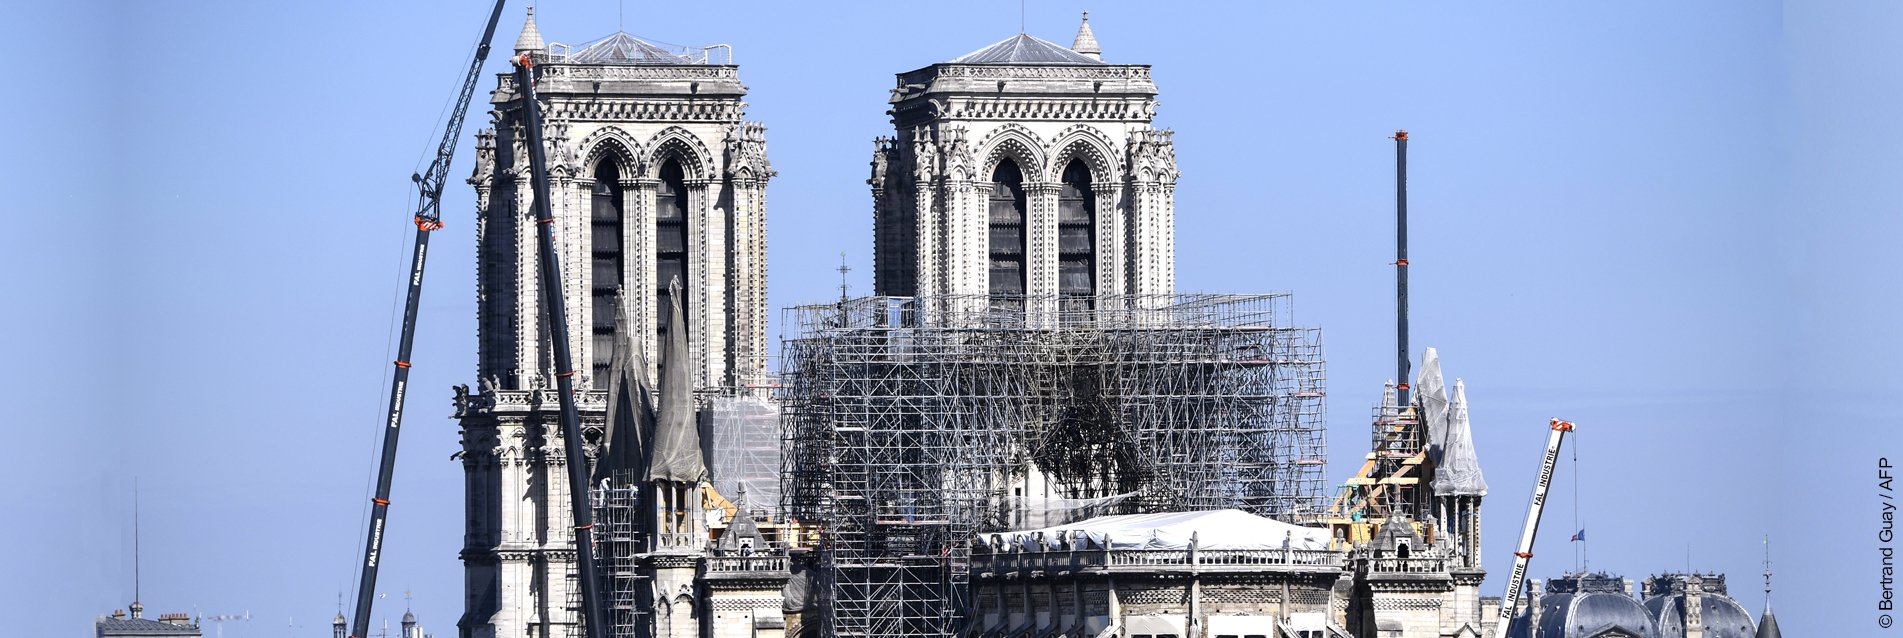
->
[[348, 2, 509, 637], [1488, 418, 1574, 638]]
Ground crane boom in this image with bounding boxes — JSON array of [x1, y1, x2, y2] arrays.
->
[[349, 2, 509, 637], [512, 54, 609, 638], [1488, 418, 1574, 638]]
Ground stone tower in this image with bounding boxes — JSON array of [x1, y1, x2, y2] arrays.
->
[[456, 8, 770, 638], [869, 15, 1176, 313]]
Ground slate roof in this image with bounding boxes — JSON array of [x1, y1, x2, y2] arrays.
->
[[96, 616, 201, 636], [569, 32, 694, 65], [951, 34, 1104, 65]]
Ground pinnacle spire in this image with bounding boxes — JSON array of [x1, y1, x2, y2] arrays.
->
[[1070, 11, 1101, 60], [514, 5, 544, 55]]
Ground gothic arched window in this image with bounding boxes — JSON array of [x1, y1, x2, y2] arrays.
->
[[989, 160, 1027, 298], [655, 158, 690, 360], [1057, 159, 1096, 306], [591, 160, 625, 390]]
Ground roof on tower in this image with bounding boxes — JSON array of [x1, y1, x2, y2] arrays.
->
[[951, 33, 1105, 65], [567, 32, 697, 65]]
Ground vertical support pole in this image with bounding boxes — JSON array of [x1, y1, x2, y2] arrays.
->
[[515, 56, 608, 638], [1394, 130, 1411, 407]]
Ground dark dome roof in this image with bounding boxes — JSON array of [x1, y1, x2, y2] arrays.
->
[[1508, 574, 1659, 638], [1643, 574, 1756, 638]]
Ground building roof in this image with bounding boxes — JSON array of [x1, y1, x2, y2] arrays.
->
[[97, 616, 201, 637], [951, 33, 1105, 65], [1509, 573, 1658, 638], [568, 32, 694, 65], [1755, 609, 1780, 638], [1643, 574, 1757, 638]]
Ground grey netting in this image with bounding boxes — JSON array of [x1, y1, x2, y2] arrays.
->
[[592, 294, 653, 484], [1431, 379, 1488, 496], [647, 278, 705, 483], [1415, 347, 1451, 463], [709, 396, 781, 510]]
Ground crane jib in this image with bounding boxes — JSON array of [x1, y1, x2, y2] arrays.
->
[[347, 2, 512, 637]]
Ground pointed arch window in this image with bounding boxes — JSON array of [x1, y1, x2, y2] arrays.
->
[[989, 160, 1027, 300], [1057, 159, 1096, 308], [655, 158, 690, 364], [590, 160, 625, 389]]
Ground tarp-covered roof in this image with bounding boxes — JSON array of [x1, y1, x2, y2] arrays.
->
[[1002, 509, 1330, 551], [951, 33, 1104, 65]]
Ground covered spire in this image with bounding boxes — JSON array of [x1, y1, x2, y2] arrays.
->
[[1430, 379, 1488, 496], [647, 277, 706, 483], [1070, 11, 1101, 60], [1416, 347, 1450, 462], [513, 5, 544, 55], [593, 291, 655, 485]]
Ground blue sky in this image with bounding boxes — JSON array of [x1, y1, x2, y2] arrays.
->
[[0, 1, 1891, 636]]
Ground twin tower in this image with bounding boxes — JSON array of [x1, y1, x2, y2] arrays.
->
[[457, 8, 1179, 638]]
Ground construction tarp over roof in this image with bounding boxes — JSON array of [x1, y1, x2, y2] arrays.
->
[[1002, 509, 1330, 551]]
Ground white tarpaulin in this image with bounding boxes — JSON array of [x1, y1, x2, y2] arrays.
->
[[1003, 509, 1331, 551]]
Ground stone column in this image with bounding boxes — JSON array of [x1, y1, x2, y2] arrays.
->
[[1026, 182, 1062, 326], [626, 177, 659, 386], [1092, 183, 1123, 298], [687, 177, 726, 388]]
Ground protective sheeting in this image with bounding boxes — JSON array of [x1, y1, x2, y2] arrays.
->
[[709, 396, 782, 510], [1431, 379, 1488, 496], [592, 295, 653, 484], [648, 278, 706, 483], [1416, 347, 1451, 463], [1004, 492, 1135, 529], [1001, 509, 1331, 551]]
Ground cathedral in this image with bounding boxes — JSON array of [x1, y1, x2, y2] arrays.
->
[[448, 8, 1782, 638]]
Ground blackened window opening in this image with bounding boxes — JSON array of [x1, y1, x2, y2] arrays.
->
[[989, 160, 1027, 300], [1057, 159, 1096, 309], [655, 159, 690, 368], [591, 160, 625, 390]]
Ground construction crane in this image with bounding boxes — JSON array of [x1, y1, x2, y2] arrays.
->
[[199, 611, 250, 638], [1488, 418, 1575, 638], [347, 2, 510, 638], [510, 51, 609, 638]]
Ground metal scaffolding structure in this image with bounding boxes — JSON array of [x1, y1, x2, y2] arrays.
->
[[778, 294, 1327, 638], [590, 476, 647, 638], [708, 395, 784, 512]]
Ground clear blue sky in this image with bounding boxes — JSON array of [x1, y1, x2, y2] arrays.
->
[[1, 1, 1890, 636]]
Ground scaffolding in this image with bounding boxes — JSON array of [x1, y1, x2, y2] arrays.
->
[[778, 294, 1327, 638], [708, 395, 783, 512], [587, 475, 647, 638]]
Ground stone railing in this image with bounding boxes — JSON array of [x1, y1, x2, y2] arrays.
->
[[706, 555, 788, 573], [1367, 556, 1448, 574]]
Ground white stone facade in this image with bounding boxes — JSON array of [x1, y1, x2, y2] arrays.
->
[[869, 57, 1178, 306], [456, 15, 773, 638]]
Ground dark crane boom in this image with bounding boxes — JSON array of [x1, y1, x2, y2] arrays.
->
[[349, 2, 509, 637]]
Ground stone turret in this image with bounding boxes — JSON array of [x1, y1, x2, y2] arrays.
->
[[1070, 12, 1101, 60]]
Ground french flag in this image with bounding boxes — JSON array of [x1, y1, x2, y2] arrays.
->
[[1569, 529, 1586, 542]]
